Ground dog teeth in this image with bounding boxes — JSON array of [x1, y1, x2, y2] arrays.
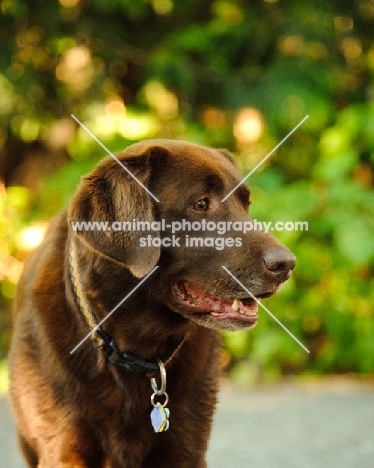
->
[[231, 299, 239, 311]]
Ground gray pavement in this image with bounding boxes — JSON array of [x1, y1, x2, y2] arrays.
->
[[1, 379, 373, 468]]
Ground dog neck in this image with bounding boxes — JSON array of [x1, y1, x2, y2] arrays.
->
[[69, 236, 187, 378]]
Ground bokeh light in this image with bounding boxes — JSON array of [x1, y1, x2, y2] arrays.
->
[[16, 224, 48, 251], [234, 108, 264, 144]]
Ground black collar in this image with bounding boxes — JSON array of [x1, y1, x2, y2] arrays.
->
[[95, 328, 160, 377], [69, 238, 186, 378]]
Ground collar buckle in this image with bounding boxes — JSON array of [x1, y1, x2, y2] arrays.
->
[[104, 338, 160, 377]]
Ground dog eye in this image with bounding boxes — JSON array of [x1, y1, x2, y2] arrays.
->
[[192, 198, 210, 212]]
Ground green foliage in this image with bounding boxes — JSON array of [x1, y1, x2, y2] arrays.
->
[[0, 0, 373, 380], [227, 102, 374, 381]]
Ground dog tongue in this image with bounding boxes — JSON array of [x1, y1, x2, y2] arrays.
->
[[180, 281, 257, 316]]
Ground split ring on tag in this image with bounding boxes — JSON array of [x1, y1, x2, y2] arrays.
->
[[151, 391, 169, 408]]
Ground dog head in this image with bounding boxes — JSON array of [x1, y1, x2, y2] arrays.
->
[[68, 139, 295, 331]]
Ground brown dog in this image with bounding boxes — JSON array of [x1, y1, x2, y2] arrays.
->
[[9, 139, 295, 467]]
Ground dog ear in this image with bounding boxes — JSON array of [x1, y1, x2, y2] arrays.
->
[[68, 145, 166, 278]]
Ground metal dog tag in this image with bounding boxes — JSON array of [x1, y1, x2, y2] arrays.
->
[[150, 359, 170, 433], [150, 402, 170, 433]]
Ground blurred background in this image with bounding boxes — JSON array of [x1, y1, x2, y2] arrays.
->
[[0, 0, 374, 394]]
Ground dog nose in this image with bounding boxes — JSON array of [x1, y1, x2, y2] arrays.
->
[[264, 247, 296, 277]]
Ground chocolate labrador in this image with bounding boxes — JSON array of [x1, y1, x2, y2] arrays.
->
[[9, 139, 295, 467]]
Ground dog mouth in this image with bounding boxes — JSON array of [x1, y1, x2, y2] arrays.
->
[[171, 280, 271, 327]]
